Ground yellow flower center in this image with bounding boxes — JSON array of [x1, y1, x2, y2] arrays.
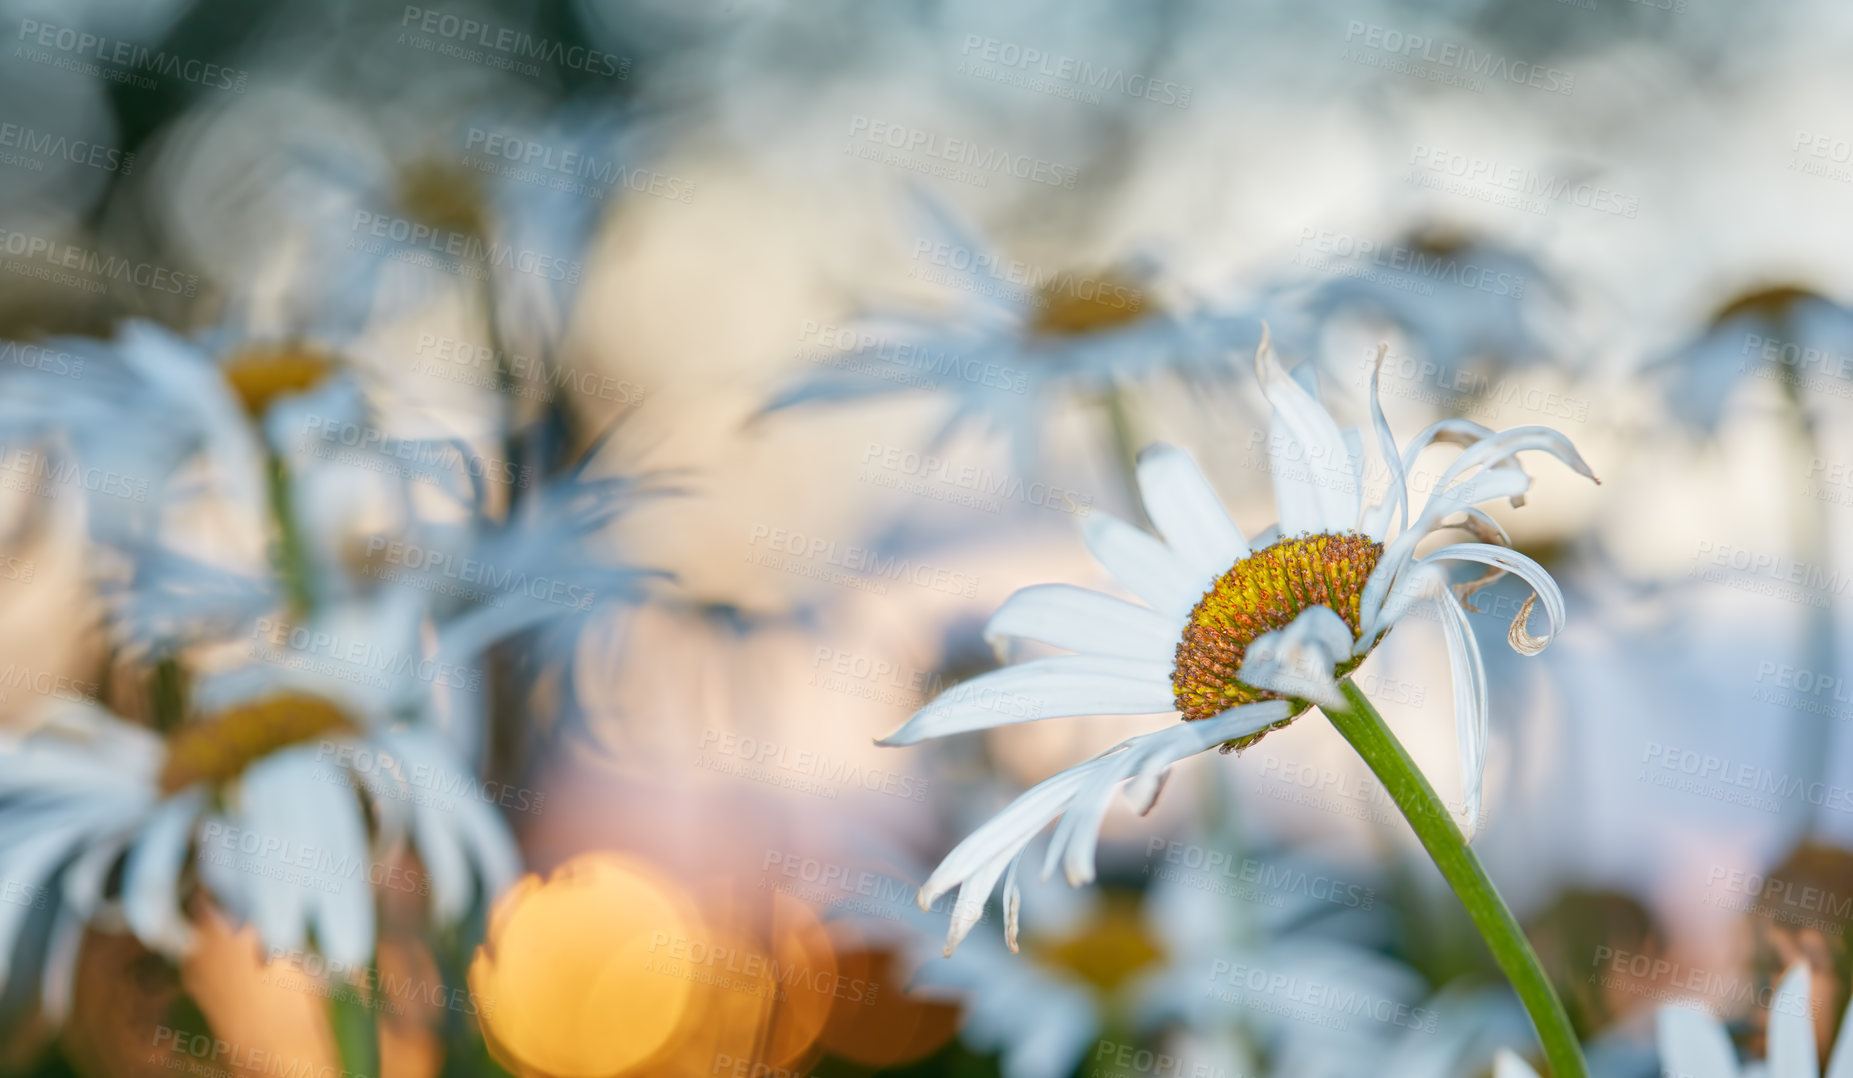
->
[[1028, 896, 1162, 992], [395, 158, 487, 238], [1171, 533, 1383, 744], [158, 692, 356, 794], [1027, 270, 1149, 338], [220, 342, 337, 418]]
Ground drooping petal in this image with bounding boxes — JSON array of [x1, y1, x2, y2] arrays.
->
[[1235, 606, 1355, 712], [1359, 467, 1533, 641], [1256, 334, 1359, 535], [1081, 511, 1206, 620], [1768, 961, 1817, 1078], [1827, 965, 1853, 1078], [877, 656, 1176, 746], [1434, 590, 1490, 841], [1419, 543, 1568, 655], [920, 703, 1291, 953], [985, 584, 1180, 664], [122, 790, 206, 957], [1655, 1006, 1742, 1078], [1135, 444, 1250, 582], [1360, 345, 1409, 543]]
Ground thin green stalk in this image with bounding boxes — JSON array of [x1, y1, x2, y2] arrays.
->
[[266, 452, 316, 617], [327, 964, 381, 1078], [1327, 679, 1586, 1078]]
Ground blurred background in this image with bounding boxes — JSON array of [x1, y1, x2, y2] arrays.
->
[[0, 0, 1850, 1076]]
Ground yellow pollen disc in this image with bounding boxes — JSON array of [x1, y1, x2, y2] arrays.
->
[[1171, 532, 1384, 746], [1028, 270, 1149, 338], [221, 343, 337, 418], [395, 158, 488, 238], [159, 692, 357, 794], [1029, 896, 1162, 992]]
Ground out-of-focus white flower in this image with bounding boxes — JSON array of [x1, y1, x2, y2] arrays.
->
[[1655, 285, 1853, 434], [759, 193, 1259, 473], [880, 338, 1596, 953], [1657, 961, 1853, 1078]]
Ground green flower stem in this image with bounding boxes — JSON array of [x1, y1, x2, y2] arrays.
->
[[327, 966, 381, 1078], [266, 452, 316, 617], [1326, 679, 1586, 1078]]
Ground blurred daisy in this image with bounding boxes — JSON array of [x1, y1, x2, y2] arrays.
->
[[879, 337, 1596, 952], [1299, 227, 1561, 384], [1657, 961, 1850, 1078], [760, 193, 1255, 474], [1656, 285, 1853, 434]]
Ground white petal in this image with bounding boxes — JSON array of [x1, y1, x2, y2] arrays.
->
[[1081, 511, 1206, 619], [1236, 606, 1354, 712], [1826, 968, 1853, 1078], [40, 905, 84, 1024], [1359, 467, 1533, 641], [1435, 590, 1490, 841], [921, 703, 1291, 953], [1492, 1051, 1540, 1078], [878, 656, 1175, 746], [1134, 444, 1249, 583], [1361, 346, 1409, 542], [123, 790, 205, 957], [1434, 425, 1598, 492], [1768, 961, 1817, 1078], [1420, 543, 1568, 655], [1656, 1006, 1742, 1078], [1399, 418, 1498, 477], [985, 584, 1180, 664], [1255, 332, 1359, 534], [0, 814, 97, 986]]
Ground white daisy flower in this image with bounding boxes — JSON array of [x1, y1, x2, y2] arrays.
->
[[1657, 285, 1853, 434], [1658, 961, 1851, 1078], [760, 193, 1252, 474], [0, 590, 522, 1026], [878, 336, 1597, 953]]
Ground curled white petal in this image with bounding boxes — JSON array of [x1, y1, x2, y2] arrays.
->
[[1236, 606, 1354, 712], [1433, 589, 1489, 841], [1419, 543, 1568, 655]]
